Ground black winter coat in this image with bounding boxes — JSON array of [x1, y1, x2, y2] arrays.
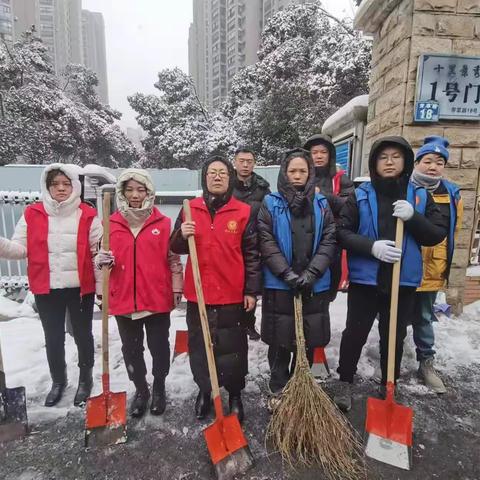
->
[[338, 186, 448, 292], [170, 192, 260, 394], [186, 301, 247, 393], [257, 192, 336, 349], [233, 172, 270, 219]]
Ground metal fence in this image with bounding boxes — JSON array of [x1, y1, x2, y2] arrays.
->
[[0, 191, 40, 298]]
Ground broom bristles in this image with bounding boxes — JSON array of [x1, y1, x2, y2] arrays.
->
[[266, 296, 365, 480]]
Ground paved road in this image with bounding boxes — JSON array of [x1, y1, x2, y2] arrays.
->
[[1, 364, 479, 480]]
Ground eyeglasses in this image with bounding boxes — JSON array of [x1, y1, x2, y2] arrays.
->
[[206, 170, 229, 179]]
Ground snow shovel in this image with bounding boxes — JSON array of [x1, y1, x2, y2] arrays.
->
[[0, 332, 28, 442], [183, 199, 253, 480], [85, 192, 127, 447], [365, 218, 413, 470]]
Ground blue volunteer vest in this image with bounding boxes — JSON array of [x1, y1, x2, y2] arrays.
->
[[441, 179, 460, 270], [348, 181, 427, 287], [263, 192, 331, 293]]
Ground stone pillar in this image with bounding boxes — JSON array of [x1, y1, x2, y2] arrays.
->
[[355, 0, 480, 313]]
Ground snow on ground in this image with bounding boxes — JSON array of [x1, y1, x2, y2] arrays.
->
[[0, 293, 479, 426]]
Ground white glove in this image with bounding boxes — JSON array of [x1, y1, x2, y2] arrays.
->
[[371, 240, 402, 263], [392, 200, 414, 221], [95, 248, 115, 269]]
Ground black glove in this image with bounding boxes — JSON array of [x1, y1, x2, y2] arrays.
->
[[283, 270, 300, 290], [296, 270, 317, 296]]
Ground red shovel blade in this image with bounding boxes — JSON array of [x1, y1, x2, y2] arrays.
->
[[365, 383, 413, 470], [311, 347, 330, 379], [204, 414, 249, 465], [85, 390, 127, 430], [174, 330, 189, 357]]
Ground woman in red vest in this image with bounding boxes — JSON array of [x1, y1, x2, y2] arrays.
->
[[0, 164, 102, 407], [170, 156, 261, 423], [96, 169, 183, 418]]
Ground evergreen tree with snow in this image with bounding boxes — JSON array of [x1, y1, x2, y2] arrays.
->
[[223, 3, 371, 163], [129, 3, 371, 168], [0, 29, 139, 167]]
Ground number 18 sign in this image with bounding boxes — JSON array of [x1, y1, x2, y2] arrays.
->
[[414, 101, 439, 122]]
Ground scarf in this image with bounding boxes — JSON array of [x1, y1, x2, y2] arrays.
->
[[116, 169, 155, 229], [410, 169, 442, 193]]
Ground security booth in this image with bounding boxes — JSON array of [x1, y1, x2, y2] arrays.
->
[[321, 94, 369, 180]]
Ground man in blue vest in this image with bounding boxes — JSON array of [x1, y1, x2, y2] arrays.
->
[[411, 136, 463, 393], [334, 136, 448, 412]]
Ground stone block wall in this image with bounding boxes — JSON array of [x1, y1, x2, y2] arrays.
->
[[355, 0, 480, 312]]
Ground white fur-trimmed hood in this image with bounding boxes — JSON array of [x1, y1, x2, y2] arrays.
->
[[40, 163, 83, 217]]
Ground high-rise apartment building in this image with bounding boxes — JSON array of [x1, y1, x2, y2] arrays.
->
[[189, 0, 310, 109], [0, 0, 14, 42], [55, 0, 83, 71], [82, 9, 108, 103], [12, 0, 82, 74], [10, 1, 109, 105]]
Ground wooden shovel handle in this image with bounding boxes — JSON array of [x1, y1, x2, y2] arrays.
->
[[101, 192, 111, 389], [387, 218, 404, 385], [183, 200, 223, 418]]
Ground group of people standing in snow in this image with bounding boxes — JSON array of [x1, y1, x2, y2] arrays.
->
[[0, 132, 461, 421]]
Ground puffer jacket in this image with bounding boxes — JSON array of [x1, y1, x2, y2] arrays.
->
[[233, 172, 270, 219], [0, 163, 102, 294], [418, 182, 463, 291]]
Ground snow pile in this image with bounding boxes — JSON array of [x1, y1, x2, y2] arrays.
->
[[0, 294, 36, 322], [0, 293, 478, 424], [322, 94, 369, 134]]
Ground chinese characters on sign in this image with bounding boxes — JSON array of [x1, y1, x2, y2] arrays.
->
[[415, 54, 480, 122]]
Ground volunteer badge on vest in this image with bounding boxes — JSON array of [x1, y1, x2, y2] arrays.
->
[[226, 220, 238, 234], [152, 228, 160, 235]]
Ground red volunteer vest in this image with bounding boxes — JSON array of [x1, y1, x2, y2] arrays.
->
[[183, 196, 251, 305], [24, 202, 96, 295], [108, 209, 173, 316]]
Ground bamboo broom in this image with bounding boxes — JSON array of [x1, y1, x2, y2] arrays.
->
[[266, 295, 365, 480]]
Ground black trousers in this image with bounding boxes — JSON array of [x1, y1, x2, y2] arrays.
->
[[337, 283, 416, 384], [35, 288, 95, 383], [115, 313, 171, 388], [268, 345, 314, 393]]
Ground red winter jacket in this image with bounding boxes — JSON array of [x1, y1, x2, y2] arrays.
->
[[108, 209, 173, 316], [182, 197, 251, 305], [24, 203, 97, 296]]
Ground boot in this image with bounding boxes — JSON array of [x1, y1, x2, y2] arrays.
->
[[73, 367, 93, 407], [150, 378, 166, 416], [333, 381, 352, 413], [246, 326, 261, 341], [228, 393, 244, 424], [195, 390, 211, 420], [418, 358, 446, 394], [45, 369, 68, 407], [129, 381, 150, 418]]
